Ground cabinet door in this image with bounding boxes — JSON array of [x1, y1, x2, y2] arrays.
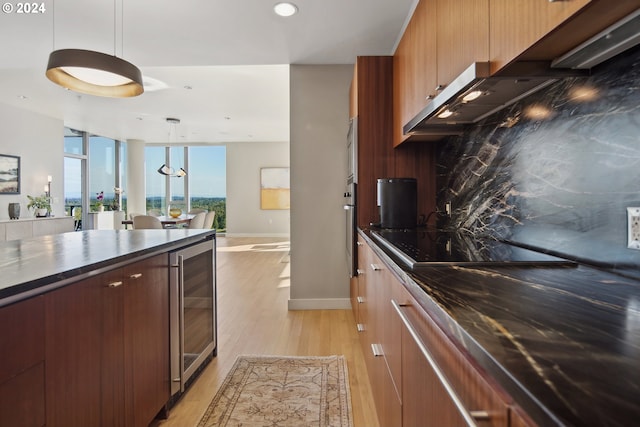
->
[[436, 0, 490, 88], [363, 245, 402, 427], [393, 0, 437, 147], [396, 290, 509, 427], [0, 296, 45, 427], [489, 0, 591, 73], [123, 254, 170, 427], [45, 269, 125, 427]]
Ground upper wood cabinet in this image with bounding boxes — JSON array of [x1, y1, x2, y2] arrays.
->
[[393, 0, 437, 147], [436, 0, 490, 90], [393, 0, 489, 147], [489, 0, 592, 73]]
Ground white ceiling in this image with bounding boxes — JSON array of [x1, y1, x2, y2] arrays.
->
[[0, 0, 416, 144]]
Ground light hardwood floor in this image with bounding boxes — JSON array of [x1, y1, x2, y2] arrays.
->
[[153, 236, 379, 427]]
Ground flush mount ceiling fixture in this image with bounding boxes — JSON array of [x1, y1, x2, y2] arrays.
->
[[274, 2, 298, 17], [45, 0, 144, 98]]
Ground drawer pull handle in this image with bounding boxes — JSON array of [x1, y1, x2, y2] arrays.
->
[[370, 263, 382, 271], [107, 281, 123, 288], [357, 296, 364, 304], [356, 241, 364, 246], [356, 269, 364, 275], [129, 273, 143, 279], [470, 411, 490, 421], [371, 343, 384, 357], [391, 299, 488, 427], [357, 323, 365, 332]]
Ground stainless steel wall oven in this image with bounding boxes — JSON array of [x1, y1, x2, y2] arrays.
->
[[169, 236, 216, 401]]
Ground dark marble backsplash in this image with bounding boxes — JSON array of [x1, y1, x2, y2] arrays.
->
[[436, 45, 640, 279]]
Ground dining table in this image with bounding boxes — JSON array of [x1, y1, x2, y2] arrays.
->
[[122, 214, 195, 229]]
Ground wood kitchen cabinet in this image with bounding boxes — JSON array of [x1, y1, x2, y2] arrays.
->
[[0, 296, 45, 427], [357, 235, 402, 427], [356, 235, 526, 427], [489, 0, 592, 73], [393, 0, 436, 147], [45, 254, 169, 427], [395, 284, 510, 427], [435, 0, 489, 91], [393, 0, 489, 146], [351, 56, 437, 226], [491, 0, 640, 73]]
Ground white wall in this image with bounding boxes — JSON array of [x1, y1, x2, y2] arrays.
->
[[0, 104, 65, 220], [289, 64, 353, 310], [226, 141, 290, 236]]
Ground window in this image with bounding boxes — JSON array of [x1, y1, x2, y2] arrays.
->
[[189, 146, 226, 230], [145, 145, 226, 230], [145, 146, 166, 213]]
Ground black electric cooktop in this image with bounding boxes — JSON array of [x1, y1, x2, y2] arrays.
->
[[370, 228, 577, 269]]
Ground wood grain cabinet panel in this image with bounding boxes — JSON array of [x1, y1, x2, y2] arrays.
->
[[356, 237, 523, 427], [393, 0, 437, 147], [45, 268, 123, 427], [45, 254, 169, 427], [489, 0, 591, 73], [123, 255, 170, 427], [435, 0, 490, 89], [396, 287, 510, 427], [0, 296, 45, 427]]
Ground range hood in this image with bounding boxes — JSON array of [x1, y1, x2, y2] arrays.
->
[[403, 61, 586, 138], [404, 8, 640, 139]]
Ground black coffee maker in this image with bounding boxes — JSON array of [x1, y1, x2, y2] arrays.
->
[[376, 178, 417, 229]]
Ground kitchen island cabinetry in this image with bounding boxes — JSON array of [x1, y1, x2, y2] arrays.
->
[[0, 296, 45, 427], [45, 254, 169, 427]]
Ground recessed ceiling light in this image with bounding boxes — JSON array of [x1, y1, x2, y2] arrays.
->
[[274, 2, 298, 17]]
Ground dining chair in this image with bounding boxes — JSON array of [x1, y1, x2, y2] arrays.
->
[[128, 212, 144, 220], [187, 212, 207, 229], [133, 215, 163, 229], [203, 211, 216, 229]]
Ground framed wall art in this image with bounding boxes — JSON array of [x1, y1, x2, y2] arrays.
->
[[260, 167, 290, 210], [0, 154, 20, 194]]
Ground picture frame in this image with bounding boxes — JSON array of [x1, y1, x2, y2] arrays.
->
[[0, 154, 20, 195], [260, 167, 290, 210]]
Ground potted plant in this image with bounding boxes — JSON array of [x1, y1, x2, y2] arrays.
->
[[95, 191, 104, 212], [27, 194, 51, 217]]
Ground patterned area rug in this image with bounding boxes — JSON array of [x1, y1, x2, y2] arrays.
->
[[197, 355, 353, 427]]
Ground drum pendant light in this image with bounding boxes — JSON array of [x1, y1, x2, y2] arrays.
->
[[45, 0, 143, 97]]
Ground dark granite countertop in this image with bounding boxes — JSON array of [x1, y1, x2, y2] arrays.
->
[[0, 229, 215, 306], [360, 228, 640, 427]]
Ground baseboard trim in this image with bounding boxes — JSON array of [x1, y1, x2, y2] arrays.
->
[[224, 232, 291, 238], [287, 298, 352, 310]]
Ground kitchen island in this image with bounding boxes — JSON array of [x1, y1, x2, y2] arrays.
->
[[357, 228, 640, 427], [0, 229, 216, 427]]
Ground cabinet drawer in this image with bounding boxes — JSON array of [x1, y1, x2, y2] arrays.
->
[[394, 295, 510, 427]]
